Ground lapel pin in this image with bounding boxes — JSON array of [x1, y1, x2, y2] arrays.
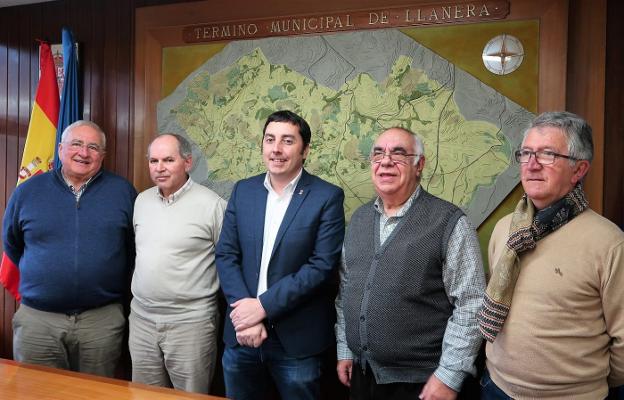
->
[[298, 189, 304, 195]]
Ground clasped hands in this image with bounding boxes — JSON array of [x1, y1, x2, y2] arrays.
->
[[231, 298, 268, 348]]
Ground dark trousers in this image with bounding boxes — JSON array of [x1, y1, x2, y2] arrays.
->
[[481, 368, 618, 400], [480, 369, 513, 400], [222, 333, 322, 400], [350, 362, 425, 400]]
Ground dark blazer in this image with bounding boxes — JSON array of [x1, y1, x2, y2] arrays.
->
[[216, 170, 345, 357]]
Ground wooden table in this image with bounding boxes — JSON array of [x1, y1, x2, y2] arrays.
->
[[0, 359, 227, 400]]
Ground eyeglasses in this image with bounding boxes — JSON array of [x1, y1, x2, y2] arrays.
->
[[65, 140, 103, 154], [514, 149, 579, 165], [370, 150, 419, 165]]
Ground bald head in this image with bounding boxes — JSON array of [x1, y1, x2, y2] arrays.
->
[[147, 134, 193, 198]]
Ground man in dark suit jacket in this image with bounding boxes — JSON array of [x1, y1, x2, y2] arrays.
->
[[216, 110, 345, 400]]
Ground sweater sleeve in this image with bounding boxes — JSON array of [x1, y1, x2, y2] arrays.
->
[[604, 238, 624, 387], [2, 188, 24, 267], [210, 197, 227, 244], [125, 184, 138, 272]]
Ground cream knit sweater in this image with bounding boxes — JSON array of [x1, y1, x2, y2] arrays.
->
[[486, 209, 624, 399], [131, 183, 226, 322]]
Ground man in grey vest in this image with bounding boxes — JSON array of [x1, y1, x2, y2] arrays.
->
[[335, 127, 486, 400]]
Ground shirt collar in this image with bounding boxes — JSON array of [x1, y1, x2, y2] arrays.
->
[[374, 185, 421, 217], [264, 169, 303, 197], [157, 176, 193, 205], [61, 171, 94, 194]]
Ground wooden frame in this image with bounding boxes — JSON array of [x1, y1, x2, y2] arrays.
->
[[133, 0, 569, 193]]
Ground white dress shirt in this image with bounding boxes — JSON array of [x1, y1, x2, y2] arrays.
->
[[257, 169, 303, 296]]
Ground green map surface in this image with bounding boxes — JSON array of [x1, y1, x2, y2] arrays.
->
[[159, 30, 534, 225]]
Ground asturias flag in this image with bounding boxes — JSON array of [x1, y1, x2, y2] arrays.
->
[[0, 41, 60, 300], [54, 27, 81, 169]]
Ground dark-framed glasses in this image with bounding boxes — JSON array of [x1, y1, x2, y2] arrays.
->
[[514, 149, 579, 165], [66, 140, 103, 154], [370, 150, 419, 165]]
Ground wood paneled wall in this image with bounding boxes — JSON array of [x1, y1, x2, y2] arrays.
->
[[603, 0, 624, 229], [0, 0, 190, 360], [0, 0, 622, 379]]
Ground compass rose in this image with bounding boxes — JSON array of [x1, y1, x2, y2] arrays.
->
[[482, 34, 524, 75]]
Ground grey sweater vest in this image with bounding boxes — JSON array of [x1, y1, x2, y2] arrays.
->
[[343, 190, 463, 383]]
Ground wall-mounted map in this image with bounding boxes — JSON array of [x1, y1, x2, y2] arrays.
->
[[158, 28, 534, 226]]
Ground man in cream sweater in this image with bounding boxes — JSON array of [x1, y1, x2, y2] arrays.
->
[[129, 133, 226, 394], [478, 111, 624, 399]]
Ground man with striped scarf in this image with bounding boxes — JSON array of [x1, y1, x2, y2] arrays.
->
[[478, 111, 624, 399]]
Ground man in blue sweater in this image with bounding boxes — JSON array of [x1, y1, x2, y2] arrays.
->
[[2, 120, 137, 377]]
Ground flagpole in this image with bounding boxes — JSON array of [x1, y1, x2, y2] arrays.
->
[[54, 27, 81, 169]]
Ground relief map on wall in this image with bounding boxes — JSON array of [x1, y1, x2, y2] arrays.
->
[[158, 28, 535, 226]]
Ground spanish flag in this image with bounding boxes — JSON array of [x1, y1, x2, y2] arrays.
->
[[0, 41, 60, 300]]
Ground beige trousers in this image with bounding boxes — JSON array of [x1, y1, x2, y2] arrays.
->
[[12, 302, 124, 377], [128, 310, 219, 394]]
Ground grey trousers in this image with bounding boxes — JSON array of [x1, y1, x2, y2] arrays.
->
[[129, 311, 219, 394], [12, 303, 125, 377]]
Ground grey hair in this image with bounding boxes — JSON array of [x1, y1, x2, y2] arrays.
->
[[61, 120, 107, 149], [377, 127, 425, 165], [524, 111, 594, 163], [147, 133, 193, 160]]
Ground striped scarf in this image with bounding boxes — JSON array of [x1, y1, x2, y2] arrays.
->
[[477, 184, 589, 342]]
